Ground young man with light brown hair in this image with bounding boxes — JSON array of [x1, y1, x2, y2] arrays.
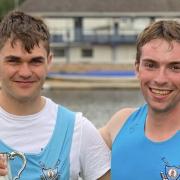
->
[[101, 20, 180, 179], [0, 11, 110, 180]]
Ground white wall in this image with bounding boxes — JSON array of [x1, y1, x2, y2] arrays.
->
[[51, 44, 136, 64], [45, 18, 74, 41], [114, 45, 136, 64]]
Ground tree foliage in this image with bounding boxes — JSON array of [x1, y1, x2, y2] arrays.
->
[[0, 0, 26, 20]]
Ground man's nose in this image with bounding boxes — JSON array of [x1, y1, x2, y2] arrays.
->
[[154, 68, 168, 85], [18, 63, 32, 78]]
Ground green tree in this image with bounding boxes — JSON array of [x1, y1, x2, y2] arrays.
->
[[0, 0, 26, 20]]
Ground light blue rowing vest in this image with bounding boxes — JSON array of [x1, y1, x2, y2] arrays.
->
[[0, 106, 75, 180], [112, 104, 180, 180]]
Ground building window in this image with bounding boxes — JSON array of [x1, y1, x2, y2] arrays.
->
[[81, 48, 93, 57], [53, 48, 65, 57]]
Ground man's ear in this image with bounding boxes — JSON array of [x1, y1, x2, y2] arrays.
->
[[135, 61, 140, 78], [47, 52, 53, 64], [47, 52, 53, 71]]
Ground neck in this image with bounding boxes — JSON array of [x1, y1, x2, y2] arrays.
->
[[0, 91, 45, 115], [145, 107, 180, 142]]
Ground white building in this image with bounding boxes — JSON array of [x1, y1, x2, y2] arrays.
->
[[20, 0, 180, 65]]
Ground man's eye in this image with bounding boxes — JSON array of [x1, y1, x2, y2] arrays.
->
[[30, 60, 43, 65], [7, 59, 19, 64], [144, 62, 155, 69], [170, 65, 180, 72]]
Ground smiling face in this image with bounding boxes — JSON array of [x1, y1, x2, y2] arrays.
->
[[0, 39, 52, 103], [136, 39, 180, 113]]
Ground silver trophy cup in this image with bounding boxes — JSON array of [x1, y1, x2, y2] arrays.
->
[[0, 152, 26, 180]]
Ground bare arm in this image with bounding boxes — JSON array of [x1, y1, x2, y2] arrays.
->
[[98, 170, 110, 180], [0, 154, 8, 176]]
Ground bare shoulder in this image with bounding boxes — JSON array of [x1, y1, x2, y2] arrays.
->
[[100, 108, 135, 149], [108, 108, 135, 141]]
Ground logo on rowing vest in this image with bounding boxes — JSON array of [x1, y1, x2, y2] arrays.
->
[[40, 160, 60, 180], [161, 158, 180, 180]]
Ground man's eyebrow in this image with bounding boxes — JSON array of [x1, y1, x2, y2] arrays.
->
[[169, 60, 180, 63], [141, 58, 156, 62], [169, 61, 180, 65], [3, 55, 46, 61], [4, 55, 20, 60], [31, 56, 45, 61]]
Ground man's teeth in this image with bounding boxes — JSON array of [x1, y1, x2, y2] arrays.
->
[[151, 89, 171, 95]]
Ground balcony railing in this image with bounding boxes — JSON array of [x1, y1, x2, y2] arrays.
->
[[50, 28, 138, 45]]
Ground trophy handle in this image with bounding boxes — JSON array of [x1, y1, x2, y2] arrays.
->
[[8, 152, 27, 180]]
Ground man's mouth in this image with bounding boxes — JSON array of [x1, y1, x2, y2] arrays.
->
[[150, 88, 172, 96], [15, 80, 35, 83]]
